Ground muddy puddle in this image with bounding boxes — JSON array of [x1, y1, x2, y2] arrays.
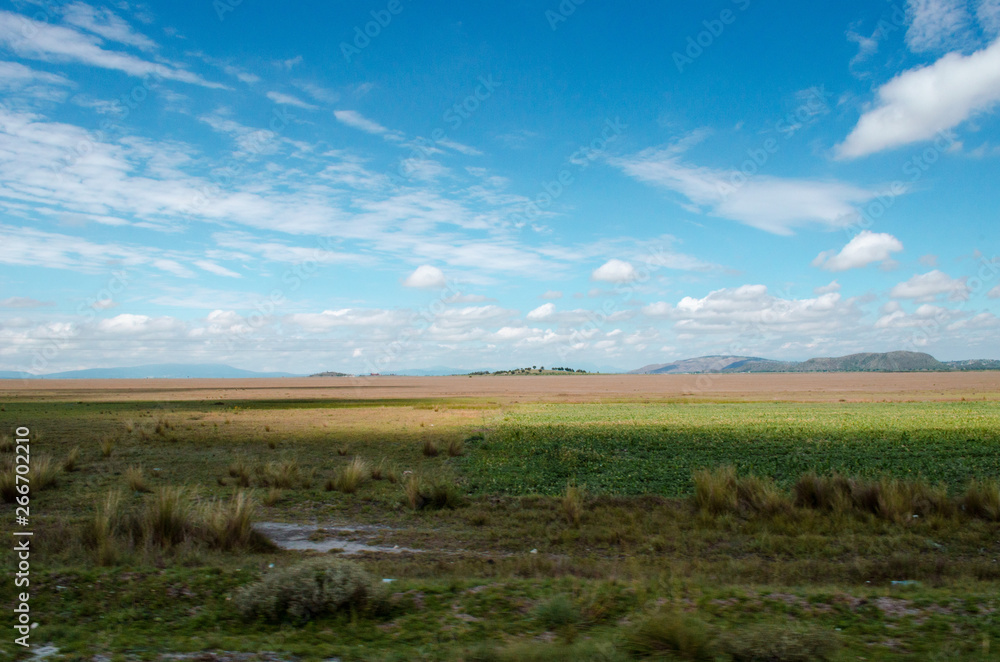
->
[[254, 522, 421, 554]]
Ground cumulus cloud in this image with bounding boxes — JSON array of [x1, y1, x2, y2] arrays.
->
[[836, 38, 1000, 159], [526, 303, 555, 320], [668, 285, 857, 335], [592, 259, 638, 283], [812, 231, 904, 271], [889, 270, 971, 301], [540, 290, 563, 300], [988, 284, 1000, 298], [814, 281, 841, 295], [403, 265, 447, 289]]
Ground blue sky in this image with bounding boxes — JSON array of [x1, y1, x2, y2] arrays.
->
[[0, 0, 998, 374]]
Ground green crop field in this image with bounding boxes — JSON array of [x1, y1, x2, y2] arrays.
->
[[463, 402, 1000, 496]]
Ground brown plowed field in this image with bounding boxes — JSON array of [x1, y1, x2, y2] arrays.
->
[[1, 371, 998, 403]]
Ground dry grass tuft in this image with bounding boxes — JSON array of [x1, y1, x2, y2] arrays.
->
[[99, 435, 115, 458], [31, 455, 60, 490], [962, 479, 1000, 521], [330, 457, 370, 494], [693, 466, 738, 515], [447, 438, 465, 457], [62, 446, 81, 472], [422, 439, 440, 457], [562, 483, 586, 527], [125, 465, 151, 493]]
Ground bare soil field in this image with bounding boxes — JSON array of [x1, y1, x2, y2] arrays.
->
[[1, 371, 998, 403]]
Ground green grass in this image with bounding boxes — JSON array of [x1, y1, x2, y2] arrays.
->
[[4, 397, 1000, 659]]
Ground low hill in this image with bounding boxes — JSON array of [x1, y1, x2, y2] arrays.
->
[[2, 364, 300, 379], [630, 356, 767, 374], [794, 351, 946, 372], [632, 351, 957, 374]]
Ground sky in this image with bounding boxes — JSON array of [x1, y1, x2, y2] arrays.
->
[[0, 0, 999, 375]]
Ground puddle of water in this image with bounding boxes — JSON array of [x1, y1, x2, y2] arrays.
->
[[255, 522, 420, 554]]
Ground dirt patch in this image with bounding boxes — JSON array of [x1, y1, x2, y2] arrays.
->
[[3, 372, 998, 403]]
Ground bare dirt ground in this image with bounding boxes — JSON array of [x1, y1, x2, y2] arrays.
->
[[1, 371, 998, 403]]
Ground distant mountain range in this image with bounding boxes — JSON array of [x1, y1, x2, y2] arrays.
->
[[630, 351, 1000, 374], [0, 364, 300, 379]]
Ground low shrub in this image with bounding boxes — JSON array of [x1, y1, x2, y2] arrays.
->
[[422, 439, 440, 457], [535, 595, 581, 630], [234, 556, 385, 623], [624, 611, 716, 660], [402, 473, 464, 510]]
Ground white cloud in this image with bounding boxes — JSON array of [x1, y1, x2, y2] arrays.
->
[[0, 297, 53, 308], [194, 260, 241, 278], [905, 0, 974, 52], [444, 293, 491, 304], [333, 110, 403, 141], [611, 146, 880, 234], [836, 38, 1000, 159], [988, 284, 1000, 298], [287, 308, 410, 331], [266, 91, 317, 109], [61, 2, 157, 51], [592, 259, 638, 283], [669, 285, 857, 335], [0, 61, 71, 88], [812, 231, 904, 271], [642, 302, 673, 318], [0, 11, 226, 89], [526, 303, 555, 320], [814, 281, 842, 295], [890, 270, 971, 301], [540, 290, 563, 300], [980, 0, 1000, 35], [403, 265, 447, 289]]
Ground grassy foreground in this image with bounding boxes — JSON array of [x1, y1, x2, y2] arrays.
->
[[1, 397, 999, 660]]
